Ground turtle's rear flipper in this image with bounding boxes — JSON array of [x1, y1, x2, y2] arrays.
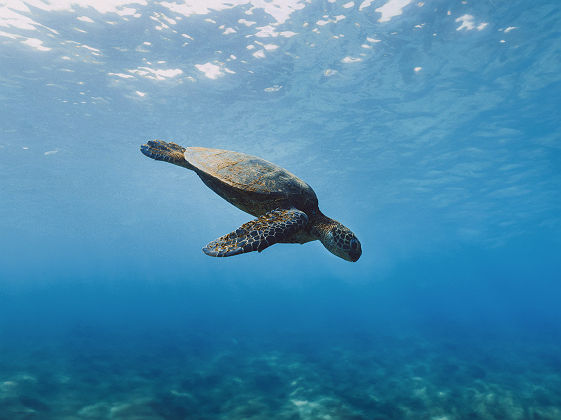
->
[[203, 209, 308, 257], [141, 140, 191, 168]]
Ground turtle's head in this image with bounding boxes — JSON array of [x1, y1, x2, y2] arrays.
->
[[312, 214, 362, 262]]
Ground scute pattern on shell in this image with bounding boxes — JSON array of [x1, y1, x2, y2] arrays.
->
[[203, 208, 308, 257], [184, 147, 318, 202]]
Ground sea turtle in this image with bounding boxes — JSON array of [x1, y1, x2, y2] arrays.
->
[[140, 140, 361, 262]]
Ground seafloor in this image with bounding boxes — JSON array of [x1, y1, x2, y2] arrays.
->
[[1, 329, 560, 420]]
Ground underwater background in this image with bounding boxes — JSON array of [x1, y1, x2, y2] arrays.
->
[[1, 0, 561, 418]]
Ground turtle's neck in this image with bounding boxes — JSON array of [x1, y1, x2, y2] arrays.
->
[[309, 210, 361, 262], [310, 211, 337, 238]]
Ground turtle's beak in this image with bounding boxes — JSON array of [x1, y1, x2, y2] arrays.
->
[[348, 238, 361, 262], [349, 248, 361, 262]]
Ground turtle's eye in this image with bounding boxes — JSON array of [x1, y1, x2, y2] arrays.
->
[[350, 239, 358, 250]]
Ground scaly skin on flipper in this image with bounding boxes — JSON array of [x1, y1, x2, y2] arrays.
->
[[203, 208, 308, 257], [140, 140, 191, 168]]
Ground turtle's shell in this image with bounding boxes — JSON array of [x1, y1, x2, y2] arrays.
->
[[184, 147, 318, 215]]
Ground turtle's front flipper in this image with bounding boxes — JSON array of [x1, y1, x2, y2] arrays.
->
[[203, 209, 308, 257]]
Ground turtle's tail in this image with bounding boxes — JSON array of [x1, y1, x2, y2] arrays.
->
[[140, 140, 192, 169]]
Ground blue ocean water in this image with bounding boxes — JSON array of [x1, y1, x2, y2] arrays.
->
[[1, 0, 561, 418]]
